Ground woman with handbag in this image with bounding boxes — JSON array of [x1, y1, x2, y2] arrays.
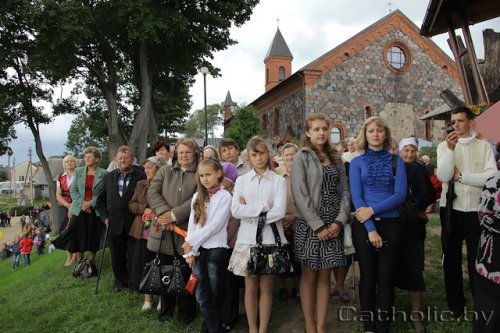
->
[[228, 136, 287, 333], [181, 158, 232, 333], [147, 138, 199, 325], [395, 137, 435, 332], [128, 156, 165, 310], [291, 113, 351, 333], [349, 117, 407, 333]]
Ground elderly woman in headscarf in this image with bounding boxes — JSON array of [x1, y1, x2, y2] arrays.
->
[[395, 137, 434, 333]]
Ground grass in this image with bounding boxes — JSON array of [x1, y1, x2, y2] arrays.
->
[[0, 216, 475, 332]]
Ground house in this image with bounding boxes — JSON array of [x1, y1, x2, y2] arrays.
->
[[246, 10, 462, 144]]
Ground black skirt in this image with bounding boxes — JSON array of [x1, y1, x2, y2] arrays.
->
[[52, 210, 103, 253], [129, 238, 151, 291]]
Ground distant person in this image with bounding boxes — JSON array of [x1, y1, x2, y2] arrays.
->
[[97, 145, 146, 293], [11, 236, 21, 269], [437, 106, 497, 317], [152, 140, 172, 165], [33, 228, 46, 255], [128, 156, 165, 309], [202, 145, 220, 160], [474, 171, 500, 332], [20, 233, 34, 266], [219, 138, 251, 176], [342, 137, 360, 163]]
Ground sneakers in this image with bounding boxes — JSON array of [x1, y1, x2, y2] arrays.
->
[[141, 301, 152, 311], [48, 244, 56, 254]]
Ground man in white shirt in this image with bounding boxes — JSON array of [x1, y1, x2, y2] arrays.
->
[[437, 106, 497, 318]]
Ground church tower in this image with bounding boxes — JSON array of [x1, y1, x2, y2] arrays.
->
[[264, 28, 293, 92], [223, 90, 235, 131]]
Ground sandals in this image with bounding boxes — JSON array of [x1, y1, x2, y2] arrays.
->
[[330, 288, 350, 302], [338, 290, 351, 303]]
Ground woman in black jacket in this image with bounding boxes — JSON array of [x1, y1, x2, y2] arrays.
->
[[396, 137, 435, 333]]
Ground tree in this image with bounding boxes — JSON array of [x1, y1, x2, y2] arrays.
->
[[0, 0, 58, 222], [184, 103, 223, 138], [34, 0, 259, 161], [224, 105, 263, 150]]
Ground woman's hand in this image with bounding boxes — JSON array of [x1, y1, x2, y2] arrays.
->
[[282, 214, 294, 230], [181, 241, 192, 254], [355, 207, 374, 223], [239, 196, 246, 205], [327, 223, 341, 238], [317, 229, 330, 242], [81, 201, 92, 212], [158, 211, 173, 226], [185, 256, 195, 269], [368, 231, 383, 249]]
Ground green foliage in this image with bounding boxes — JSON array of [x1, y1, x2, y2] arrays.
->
[[224, 105, 264, 150], [0, 170, 7, 182], [184, 103, 223, 138]]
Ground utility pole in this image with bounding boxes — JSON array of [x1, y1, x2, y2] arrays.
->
[[12, 156, 16, 197], [28, 148, 34, 205]]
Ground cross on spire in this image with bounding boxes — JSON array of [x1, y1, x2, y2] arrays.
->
[[277, 17, 280, 27]]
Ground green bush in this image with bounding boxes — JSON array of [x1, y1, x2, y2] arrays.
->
[[6, 205, 30, 216]]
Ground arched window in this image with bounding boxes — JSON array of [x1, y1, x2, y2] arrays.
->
[[365, 105, 372, 119], [262, 114, 268, 132], [330, 127, 341, 143], [273, 109, 280, 136], [278, 66, 285, 81], [266, 68, 269, 83], [424, 110, 432, 141]]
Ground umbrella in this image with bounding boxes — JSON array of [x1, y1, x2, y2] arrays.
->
[[441, 181, 456, 254], [473, 101, 500, 143]]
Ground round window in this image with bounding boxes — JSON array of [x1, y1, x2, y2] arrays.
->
[[383, 41, 411, 73]]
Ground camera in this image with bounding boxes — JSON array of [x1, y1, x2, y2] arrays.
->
[[445, 124, 454, 134]]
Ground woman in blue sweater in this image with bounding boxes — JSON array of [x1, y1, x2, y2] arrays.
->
[[349, 117, 407, 333]]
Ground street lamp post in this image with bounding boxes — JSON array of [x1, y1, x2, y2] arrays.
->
[[200, 66, 209, 147]]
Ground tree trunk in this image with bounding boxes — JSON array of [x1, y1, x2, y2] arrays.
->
[[27, 120, 58, 231], [148, 104, 159, 145], [129, 41, 152, 161], [103, 87, 126, 160]]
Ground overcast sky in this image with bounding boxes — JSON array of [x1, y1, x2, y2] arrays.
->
[[2, 0, 499, 166]]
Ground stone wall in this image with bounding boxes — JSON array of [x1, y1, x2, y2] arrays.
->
[[261, 89, 304, 140], [306, 28, 461, 143]]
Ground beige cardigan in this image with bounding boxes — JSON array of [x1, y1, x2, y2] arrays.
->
[[147, 161, 198, 255]]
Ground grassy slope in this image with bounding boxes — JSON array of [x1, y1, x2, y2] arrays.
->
[[0, 217, 474, 333]]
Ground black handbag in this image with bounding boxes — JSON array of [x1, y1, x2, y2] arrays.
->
[[247, 212, 293, 275], [73, 259, 98, 278], [139, 231, 189, 296], [392, 155, 424, 225]]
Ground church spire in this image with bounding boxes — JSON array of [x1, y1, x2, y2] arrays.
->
[[264, 27, 293, 92]]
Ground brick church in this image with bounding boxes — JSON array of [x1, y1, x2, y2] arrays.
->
[[226, 10, 463, 144]]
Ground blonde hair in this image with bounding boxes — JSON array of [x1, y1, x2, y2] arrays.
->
[[356, 116, 393, 151], [193, 158, 224, 226], [246, 136, 274, 170], [301, 113, 339, 164], [62, 155, 77, 168], [83, 146, 101, 161], [282, 143, 299, 153]]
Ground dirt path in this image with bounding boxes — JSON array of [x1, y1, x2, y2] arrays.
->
[[0, 216, 23, 243]]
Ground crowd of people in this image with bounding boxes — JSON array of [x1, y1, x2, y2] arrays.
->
[[3, 106, 499, 333]]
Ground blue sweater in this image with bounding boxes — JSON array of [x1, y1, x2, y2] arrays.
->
[[349, 149, 407, 232]]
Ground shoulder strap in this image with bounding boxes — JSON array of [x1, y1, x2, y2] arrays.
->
[[255, 212, 282, 247], [391, 154, 397, 177]]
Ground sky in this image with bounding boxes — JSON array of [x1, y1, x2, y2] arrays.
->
[[1, 0, 499, 166]]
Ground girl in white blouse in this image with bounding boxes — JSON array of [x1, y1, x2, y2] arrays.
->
[[228, 136, 287, 333], [182, 158, 232, 333]]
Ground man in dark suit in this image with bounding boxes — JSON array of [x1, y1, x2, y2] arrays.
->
[[97, 145, 146, 292]]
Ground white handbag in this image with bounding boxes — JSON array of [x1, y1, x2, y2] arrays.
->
[[343, 216, 355, 256]]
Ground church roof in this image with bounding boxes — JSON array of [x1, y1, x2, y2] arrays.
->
[[224, 91, 234, 106], [264, 28, 293, 60]]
